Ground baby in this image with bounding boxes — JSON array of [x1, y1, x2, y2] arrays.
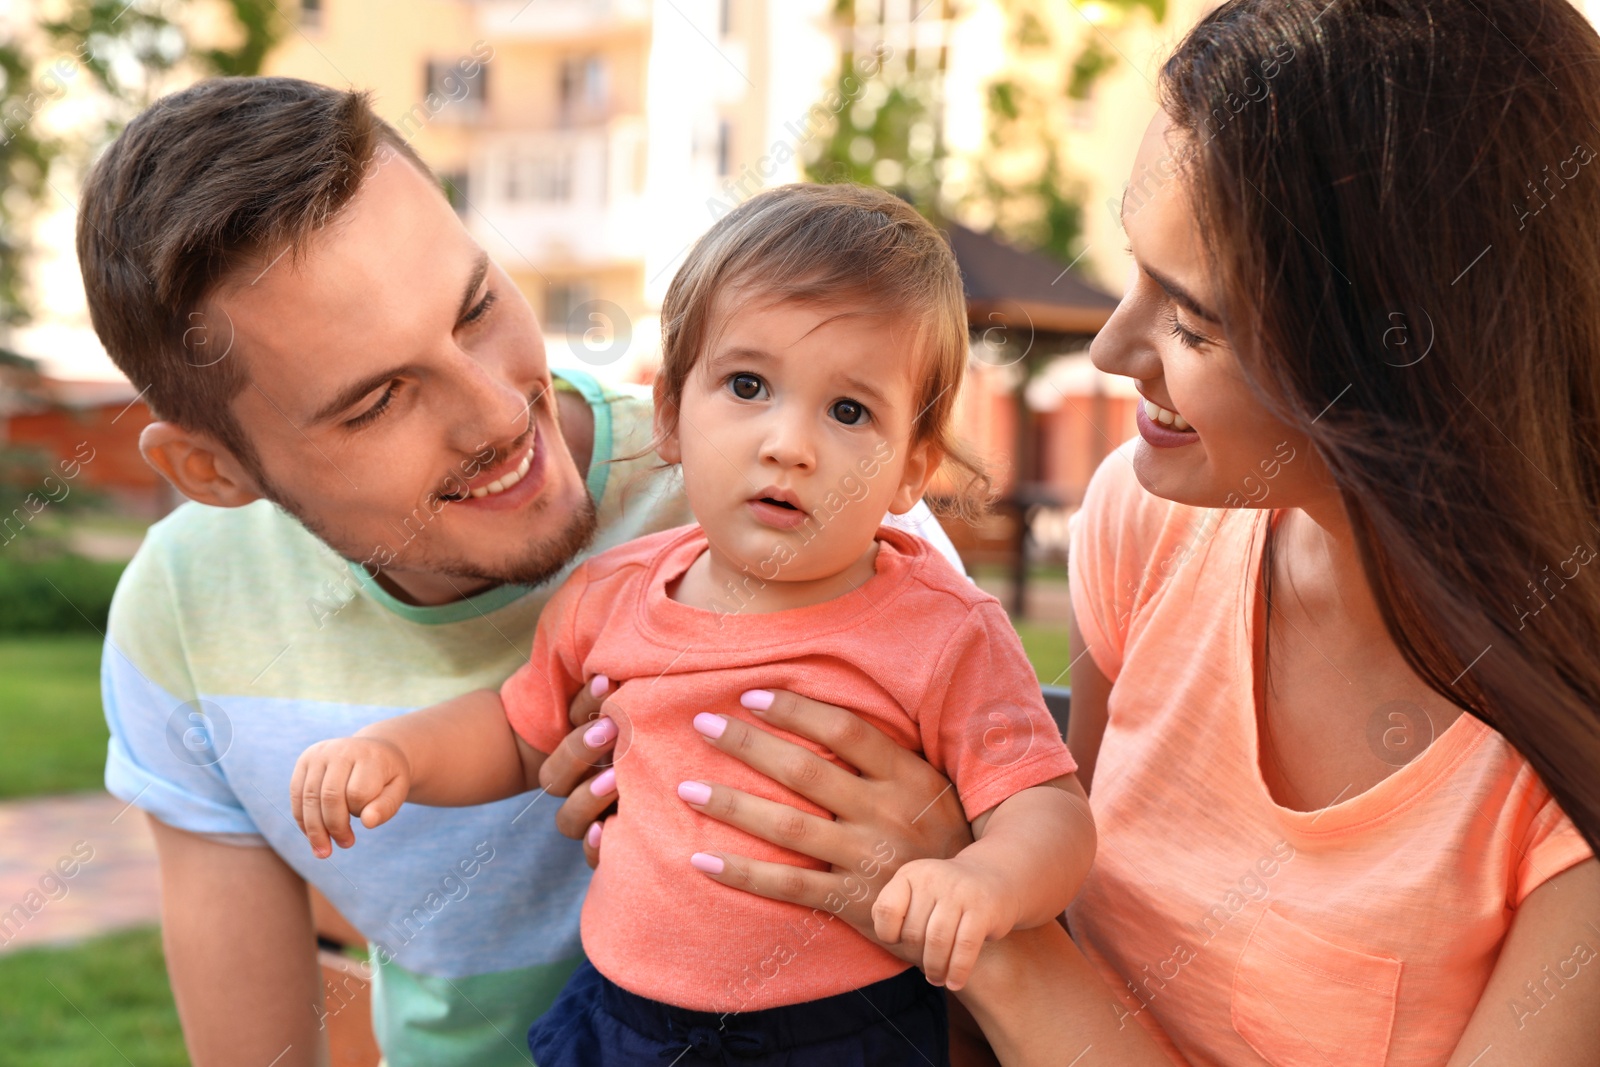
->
[[291, 183, 1094, 1066]]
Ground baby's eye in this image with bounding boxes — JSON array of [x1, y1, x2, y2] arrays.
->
[[728, 373, 767, 401], [830, 398, 870, 426]]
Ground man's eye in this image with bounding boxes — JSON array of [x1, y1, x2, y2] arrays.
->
[[346, 382, 399, 428], [830, 398, 869, 426], [728, 373, 767, 400], [462, 289, 497, 325]]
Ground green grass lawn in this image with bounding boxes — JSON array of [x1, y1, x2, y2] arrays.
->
[[0, 635, 108, 800], [0, 927, 187, 1067], [1013, 620, 1073, 688]]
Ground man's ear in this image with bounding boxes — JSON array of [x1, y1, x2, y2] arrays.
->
[[887, 437, 945, 516], [139, 421, 263, 508], [651, 375, 681, 465]]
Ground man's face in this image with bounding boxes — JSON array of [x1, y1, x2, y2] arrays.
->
[[210, 148, 595, 596]]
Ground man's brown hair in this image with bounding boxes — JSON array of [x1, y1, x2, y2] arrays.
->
[[77, 76, 434, 467], [656, 182, 991, 519]]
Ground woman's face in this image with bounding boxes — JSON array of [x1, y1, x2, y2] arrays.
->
[[1092, 110, 1325, 512]]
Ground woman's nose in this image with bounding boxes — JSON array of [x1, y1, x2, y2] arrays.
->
[[1090, 286, 1163, 383]]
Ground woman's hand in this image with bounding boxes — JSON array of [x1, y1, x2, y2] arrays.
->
[[675, 688, 974, 956], [538, 675, 622, 868]]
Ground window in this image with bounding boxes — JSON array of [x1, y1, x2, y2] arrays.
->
[[424, 57, 487, 115], [505, 152, 572, 203], [545, 284, 593, 333], [440, 171, 469, 215], [559, 55, 608, 122], [716, 120, 733, 177], [302, 0, 323, 30]]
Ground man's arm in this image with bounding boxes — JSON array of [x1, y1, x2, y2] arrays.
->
[[147, 815, 329, 1067]]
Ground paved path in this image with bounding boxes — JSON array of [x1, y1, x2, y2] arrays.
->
[[0, 791, 161, 954]]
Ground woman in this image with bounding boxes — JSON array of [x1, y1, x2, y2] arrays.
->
[[542, 1, 1600, 1061]]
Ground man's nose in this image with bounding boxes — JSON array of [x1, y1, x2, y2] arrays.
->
[[447, 360, 534, 453]]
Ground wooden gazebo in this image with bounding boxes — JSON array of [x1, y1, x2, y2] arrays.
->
[[943, 222, 1121, 617]]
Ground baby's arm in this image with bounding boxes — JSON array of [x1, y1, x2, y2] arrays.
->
[[290, 689, 548, 858], [872, 773, 1095, 990]]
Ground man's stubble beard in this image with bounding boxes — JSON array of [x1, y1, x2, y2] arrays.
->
[[262, 473, 602, 592], [427, 491, 600, 588]]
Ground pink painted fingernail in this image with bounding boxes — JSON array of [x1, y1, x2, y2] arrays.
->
[[589, 768, 617, 796], [590, 675, 610, 697], [584, 717, 617, 748], [740, 689, 774, 711], [692, 713, 726, 739], [677, 780, 712, 805], [585, 821, 603, 848], [691, 852, 724, 874]]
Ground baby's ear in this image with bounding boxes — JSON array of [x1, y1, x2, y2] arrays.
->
[[887, 437, 944, 515], [651, 375, 682, 464]]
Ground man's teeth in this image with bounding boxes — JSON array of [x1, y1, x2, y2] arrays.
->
[[469, 449, 533, 499], [1143, 398, 1193, 432]]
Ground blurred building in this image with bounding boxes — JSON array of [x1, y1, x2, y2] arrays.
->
[[264, 0, 857, 382]]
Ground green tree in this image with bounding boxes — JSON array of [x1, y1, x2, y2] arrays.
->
[[0, 0, 285, 324], [0, 42, 63, 325], [804, 0, 1165, 264]]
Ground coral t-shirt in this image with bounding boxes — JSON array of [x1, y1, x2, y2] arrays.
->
[[502, 523, 1077, 1012], [1066, 442, 1594, 1066]]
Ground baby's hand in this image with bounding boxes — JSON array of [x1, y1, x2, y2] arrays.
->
[[290, 737, 412, 858], [871, 857, 1020, 990]]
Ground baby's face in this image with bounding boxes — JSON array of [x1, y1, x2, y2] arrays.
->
[[657, 291, 938, 584]]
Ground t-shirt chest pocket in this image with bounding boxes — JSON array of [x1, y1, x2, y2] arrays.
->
[[1230, 904, 1402, 1066]]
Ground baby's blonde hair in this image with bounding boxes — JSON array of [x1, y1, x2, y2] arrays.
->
[[654, 182, 992, 522]]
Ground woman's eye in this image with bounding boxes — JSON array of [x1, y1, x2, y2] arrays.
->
[[830, 398, 869, 425], [728, 373, 766, 400]]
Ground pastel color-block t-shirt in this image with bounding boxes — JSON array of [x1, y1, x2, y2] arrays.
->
[[1066, 441, 1594, 1067], [502, 522, 1078, 1013]]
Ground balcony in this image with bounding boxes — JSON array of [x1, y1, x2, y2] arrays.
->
[[464, 118, 648, 268], [470, 0, 650, 40]]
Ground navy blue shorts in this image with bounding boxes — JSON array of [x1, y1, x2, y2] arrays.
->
[[527, 959, 949, 1066]]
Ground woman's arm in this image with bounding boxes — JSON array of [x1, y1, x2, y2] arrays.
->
[[953, 921, 1181, 1066], [1445, 857, 1600, 1065]]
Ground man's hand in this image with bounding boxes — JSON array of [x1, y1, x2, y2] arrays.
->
[[290, 736, 412, 857], [874, 856, 1019, 991]]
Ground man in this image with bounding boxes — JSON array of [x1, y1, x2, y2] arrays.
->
[[84, 76, 964, 1067]]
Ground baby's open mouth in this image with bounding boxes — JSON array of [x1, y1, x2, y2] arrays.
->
[[759, 497, 798, 510]]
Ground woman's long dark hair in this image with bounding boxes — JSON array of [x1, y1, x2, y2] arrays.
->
[[1161, 0, 1600, 850]]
